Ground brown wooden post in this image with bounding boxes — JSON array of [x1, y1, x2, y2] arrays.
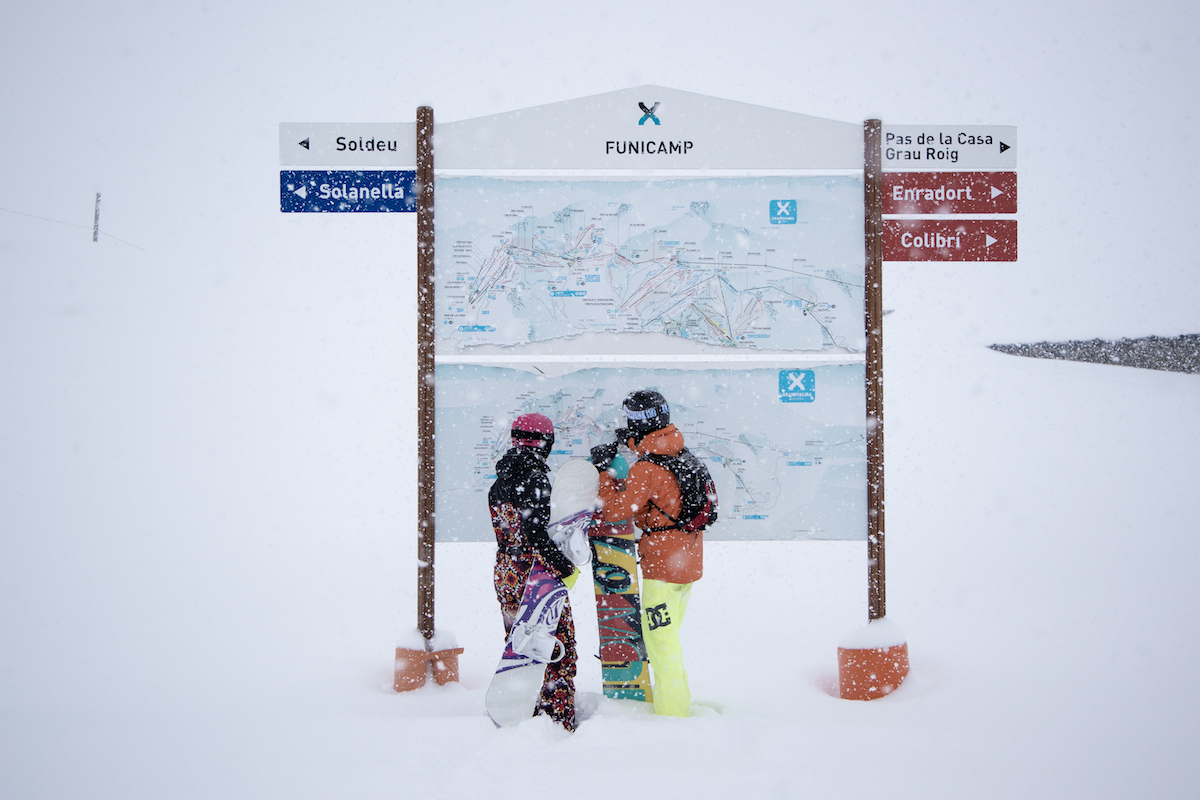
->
[[863, 119, 886, 621], [416, 106, 437, 641]]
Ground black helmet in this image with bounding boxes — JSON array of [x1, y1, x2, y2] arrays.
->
[[622, 390, 670, 441]]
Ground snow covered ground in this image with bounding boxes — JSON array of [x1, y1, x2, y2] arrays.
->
[[2, 2, 1199, 798]]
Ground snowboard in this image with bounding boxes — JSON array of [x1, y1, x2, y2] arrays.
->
[[485, 561, 569, 727], [547, 459, 600, 568], [591, 519, 654, 702]]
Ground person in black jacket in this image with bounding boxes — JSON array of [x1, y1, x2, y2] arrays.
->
[[488, 412, 578, 730]]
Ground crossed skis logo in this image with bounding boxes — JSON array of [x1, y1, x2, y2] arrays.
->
[[638, 101, 661, 126], [770, 199, 798, 224], [779, 369, 816, 403]]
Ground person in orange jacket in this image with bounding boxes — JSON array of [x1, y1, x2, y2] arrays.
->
[[591, 390, 702, 716]]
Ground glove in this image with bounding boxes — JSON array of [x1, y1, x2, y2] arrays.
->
[[563, 568, 580, 590], [590, 441, 619, 471], [538, 541, 575, 580], [609, 453, 630, 481]]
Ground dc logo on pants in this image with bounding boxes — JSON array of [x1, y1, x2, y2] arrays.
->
[[646, 603, 672, 631]]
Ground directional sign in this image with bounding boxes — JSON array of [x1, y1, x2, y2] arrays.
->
[[280, 170, 417, 213], [883, 219, 1017, 262], [280, 123, 417, 167], [883, 171, 1017, 215], [881, 126, 1016, 171]]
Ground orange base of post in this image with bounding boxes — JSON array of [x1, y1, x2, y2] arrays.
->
[[838, 642, 909, 701], [393, 648, 429, 692], [393, 647, 466, 692], [429, 648, 464, 685]]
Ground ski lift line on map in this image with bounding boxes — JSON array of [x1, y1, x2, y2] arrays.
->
[[461, 260, 859, 318], [695, 307, 735, 346], [484, 247, 864, 289], [654, 261, 862, 293]]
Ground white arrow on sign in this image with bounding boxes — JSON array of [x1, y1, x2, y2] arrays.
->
[[991, 186, 1004, 199], [985, 234, 998, 248], [293, 185, 307, 199]]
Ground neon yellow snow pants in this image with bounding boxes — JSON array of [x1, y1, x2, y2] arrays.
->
[[641, 578, 694, 717]]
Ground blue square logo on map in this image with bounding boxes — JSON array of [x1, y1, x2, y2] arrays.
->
[[779, 369, 815, 402], [770, 199, 797, 224]]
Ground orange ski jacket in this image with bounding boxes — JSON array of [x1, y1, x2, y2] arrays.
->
[[597, 424, 703, 584]]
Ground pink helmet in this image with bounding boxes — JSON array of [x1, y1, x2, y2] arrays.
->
[[511, 413, 555, 450]]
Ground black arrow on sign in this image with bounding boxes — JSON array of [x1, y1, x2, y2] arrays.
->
[[999, 141, 1011, 154], [299, 138, 310, 150]]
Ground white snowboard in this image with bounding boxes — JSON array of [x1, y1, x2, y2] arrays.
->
[[547, 459, 599, 567]]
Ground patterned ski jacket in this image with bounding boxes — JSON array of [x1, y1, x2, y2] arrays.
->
[[488, 446, 574, 578], [597, 424, 703, 584]]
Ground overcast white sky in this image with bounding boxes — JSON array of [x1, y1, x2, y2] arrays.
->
[[2, 5, 1198, 797], [4, 0, 1196, 342]]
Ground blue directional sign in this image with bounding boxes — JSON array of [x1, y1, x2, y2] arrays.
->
[[280, 170, 417, 213]]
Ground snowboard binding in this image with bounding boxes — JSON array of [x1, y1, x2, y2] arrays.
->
[[508, 623, 566, 663]]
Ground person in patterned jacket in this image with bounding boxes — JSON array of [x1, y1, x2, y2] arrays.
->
[[488, 412, 579, 731]]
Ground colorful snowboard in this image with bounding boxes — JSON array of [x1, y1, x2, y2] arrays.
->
[[591, 520, 654, 702], [485, 562, 569, 727]]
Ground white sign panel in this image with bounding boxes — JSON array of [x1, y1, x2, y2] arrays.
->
[[433, 86, 863, 170], [430, 87, 870, 543], [280, 87, 863, 170], [279, 122, 417, 167], [881, 125, 1017, 171], [435, 363, 867, 542], [435, 175, 866, 354]]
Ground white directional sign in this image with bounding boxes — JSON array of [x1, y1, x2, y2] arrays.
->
[[279, 123, 417, 167], [881, 125, 1016, 171]]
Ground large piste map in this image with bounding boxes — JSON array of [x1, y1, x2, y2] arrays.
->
[[434, 364, 866, 542], [435, 176, 865, 352]]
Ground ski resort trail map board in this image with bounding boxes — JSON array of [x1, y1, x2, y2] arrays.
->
[[434, 364, 867, 542], [435, 176, 865, 352]]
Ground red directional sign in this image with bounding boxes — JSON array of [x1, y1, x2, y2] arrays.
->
[[883, 171, 1017, 215], [883, 219, 1017, 262]]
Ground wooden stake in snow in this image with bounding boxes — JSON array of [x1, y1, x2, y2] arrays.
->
[[92, 193, 101, 242]]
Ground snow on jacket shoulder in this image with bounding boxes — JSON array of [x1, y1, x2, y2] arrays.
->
[[597, 424, 702, 584]]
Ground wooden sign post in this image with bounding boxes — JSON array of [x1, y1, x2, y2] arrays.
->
[[864, 119, 886, 622], [836, 119, 908, 701], [393, 104, 465, 692], [415, 105, 437, 642]]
